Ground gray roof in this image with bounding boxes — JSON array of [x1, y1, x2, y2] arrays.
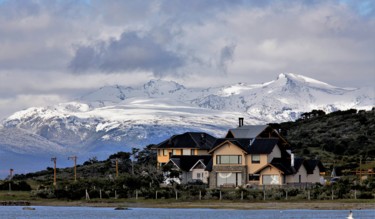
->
[[226, 125, 269, 138]]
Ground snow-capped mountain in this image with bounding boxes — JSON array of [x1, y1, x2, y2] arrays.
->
[[0, 73, 373, 177]]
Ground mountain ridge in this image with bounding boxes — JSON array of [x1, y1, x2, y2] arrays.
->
[[0, 73, 373, 177]]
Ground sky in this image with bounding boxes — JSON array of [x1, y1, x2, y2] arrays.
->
[[0, 0, 374, 119]]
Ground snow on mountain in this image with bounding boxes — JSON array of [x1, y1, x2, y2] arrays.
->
[[0, 73, 373, 177]]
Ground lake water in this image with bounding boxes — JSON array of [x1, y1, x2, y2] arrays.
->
[[1, 206, 374, 219]]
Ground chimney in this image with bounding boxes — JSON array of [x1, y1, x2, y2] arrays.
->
[[291, 153, 295, 167], [239, 117, 244, 127], [200, 133, 206, 144]]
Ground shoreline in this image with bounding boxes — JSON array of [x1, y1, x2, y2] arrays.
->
[[26, 199, 375, 210]]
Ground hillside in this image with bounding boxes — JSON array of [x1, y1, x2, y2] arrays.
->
[[271, 109, 375, 174], [9, 109, 375, 183]]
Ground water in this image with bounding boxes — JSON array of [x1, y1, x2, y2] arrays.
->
[[0, 206, 374, 219]]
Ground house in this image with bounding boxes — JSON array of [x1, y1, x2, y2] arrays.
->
[[208, 119, 325, 188], [208, 138, 289, 187], [163, 155, 212, 184], [154, 132, 216, 168], [254, 157, 325, 185], [154, 118, 325, 188]]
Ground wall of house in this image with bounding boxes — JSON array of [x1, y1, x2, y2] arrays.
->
[[181, 171, 193, 184], [191, 169, 209, 183], [286, 165, 308, 184], [209, 165, 247, 188], [210, 142, 247, 188], [267, 145, 282, 162], [157, 149, 172, 164], [213, 143, 246, 165], [307, 166, 321, 183], [259, 166, 283, 185], [246, 154, 268, 174], [157, 148, 208, 165], [196, 150, 209, 155]]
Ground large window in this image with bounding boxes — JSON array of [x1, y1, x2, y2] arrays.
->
[[217, 172, 242, 187], [262, 175, 280, 185], [251, 154, 260, 164], [216, 155, 242, 164]]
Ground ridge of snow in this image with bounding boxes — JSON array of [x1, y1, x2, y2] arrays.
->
[[0, 73, 373, 163]]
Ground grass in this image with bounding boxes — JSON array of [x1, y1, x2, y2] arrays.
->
[[0, 190, 374, 210], [0, 191, 31, 201]]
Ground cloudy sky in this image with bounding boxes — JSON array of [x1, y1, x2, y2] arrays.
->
[[0, 0, 374, 119]]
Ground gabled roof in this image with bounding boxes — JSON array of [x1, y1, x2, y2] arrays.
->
[[226, 125, 268, 138], [255, 157, 314, 176], [305, 160, 325, 174], [209, 138, 279, 155], [208, 138, 251, 154], [155, 132, 217, 150], [168, 155, 212, 172]]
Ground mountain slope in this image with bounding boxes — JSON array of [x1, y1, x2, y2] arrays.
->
[[0, 73, 373, 177]]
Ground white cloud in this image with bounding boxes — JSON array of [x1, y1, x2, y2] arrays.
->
[[0, 0, 374, 119]]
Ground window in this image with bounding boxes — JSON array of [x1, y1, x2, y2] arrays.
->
[[249, 174, 260, 181], [216, 155, 242, 164], [262, 175, 280, 185], [182, 149, 191, 155], [191, 149, 195, 155], [251, 154, 260, 164], [299, 175, 301, 183], [197, 173, 201, 179], [163, 149, 168, 156], [172, 149, 177, 155], [217, 172, 242, 187]]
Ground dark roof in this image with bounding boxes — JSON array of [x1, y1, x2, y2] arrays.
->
[[267, 158, 295, 175], [155, 132, 217, 150], [226, 125, 268, 138], [256, 157, 321, 176], [248, 138, 279, 154], [305, 160, 325, 174], [205, 159, 213, 172], [210, 138, 279, 155], [169, 155, 212, 172], [209, 138, 252, 153]]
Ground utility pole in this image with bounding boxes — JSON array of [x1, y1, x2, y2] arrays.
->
[[51, 157, 57, 187], [68, 156, 77, 182], [115, 158, 119, 178], [9, 169, 14, 179], [359, 156, 362, 184], [9, 169, 14, 193], [131, 148, 139, 175]]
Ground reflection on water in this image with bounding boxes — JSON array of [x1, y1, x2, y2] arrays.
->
[[1, 206, 374, 219]]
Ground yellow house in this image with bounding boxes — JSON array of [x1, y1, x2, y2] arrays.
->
[[153, 132, 216, 168], [208, 138, 284, 188], [154, 120, 325, 188]]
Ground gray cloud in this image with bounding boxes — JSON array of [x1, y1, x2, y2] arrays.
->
[[218, 43, 236, 74], [0, 0, 374, 119], [69, 32, 184, 76]]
